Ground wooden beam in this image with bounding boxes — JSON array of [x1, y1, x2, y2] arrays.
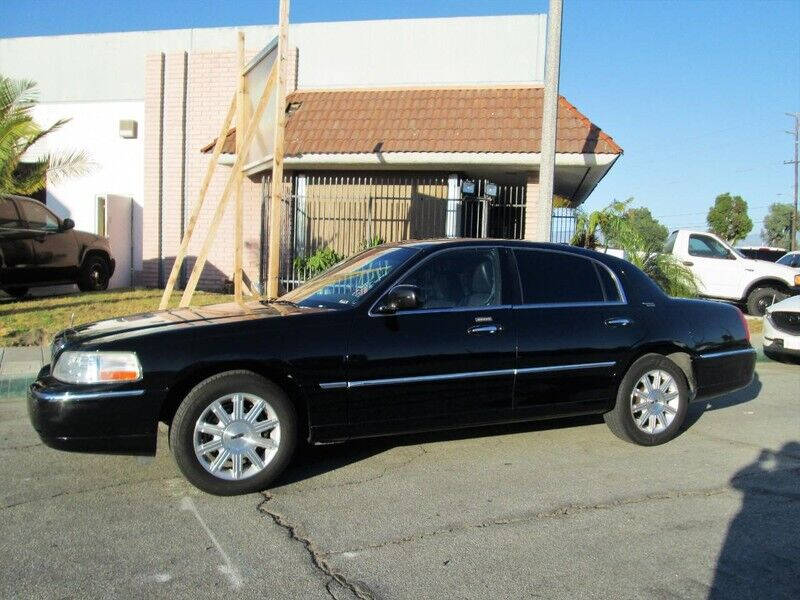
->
[[233, 31, 246, 305], [179, 63, 278, 307], [265, 0, 290, 299], [158, 94, 236, 310]]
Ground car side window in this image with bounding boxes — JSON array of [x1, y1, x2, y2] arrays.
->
[[0, 198, 23, 230], [19, 199, 59, 232], [401, 248, 503, 309], [514, 249, 607, 304], [688, 234, 731, 259]]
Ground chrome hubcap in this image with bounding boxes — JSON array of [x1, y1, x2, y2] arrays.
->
[[630, 369, 680, 434], [193, 393, 280, 480]]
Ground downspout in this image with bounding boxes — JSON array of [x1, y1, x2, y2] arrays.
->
[[157, 52, 165, 287], [179, 51, 188, 287]]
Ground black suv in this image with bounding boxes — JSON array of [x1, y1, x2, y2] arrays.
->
[[0, 195, 115, 298]]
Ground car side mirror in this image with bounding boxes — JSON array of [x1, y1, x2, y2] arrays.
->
[[376, 285, 421, 313], [61, 218, 75, 231]]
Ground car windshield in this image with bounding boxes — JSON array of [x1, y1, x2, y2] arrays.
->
[[279, 246, 419, 309]]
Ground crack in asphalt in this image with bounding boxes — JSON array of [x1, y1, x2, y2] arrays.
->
[[0, 442, 43, 451], [0, 475, 182, 510], [323, 467, 800, 557], [258, 491, 376, 600]]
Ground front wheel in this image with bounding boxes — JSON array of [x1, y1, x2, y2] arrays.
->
[[169, 371, 297, 495], [77, 255, 110, 291], [604, 354, 689, 446]]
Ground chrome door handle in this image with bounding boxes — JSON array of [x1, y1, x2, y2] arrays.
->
[[682, 261, 694, 266], [467, 324, 502, 335], [604, 318, 632, 327]]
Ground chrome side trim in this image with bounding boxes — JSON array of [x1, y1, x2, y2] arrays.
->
[[318, 382, 348, 390], [516, 361, 616, 374], [698, 348, 756, 360], [514, 301, 626, 310], [31, 389, 146, 402], [318, 361, 616, 389]]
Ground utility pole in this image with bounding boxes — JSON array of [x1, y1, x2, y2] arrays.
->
[[534, 0, 563, 242], [786, 113, 799, 251]]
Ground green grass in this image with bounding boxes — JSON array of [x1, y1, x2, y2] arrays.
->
[[0, 288, 233, 347]]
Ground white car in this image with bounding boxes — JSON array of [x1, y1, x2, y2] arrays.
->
[[763, 295, 800, 361]]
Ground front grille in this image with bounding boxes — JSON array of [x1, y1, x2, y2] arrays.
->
[[770, 311, 800, 335]]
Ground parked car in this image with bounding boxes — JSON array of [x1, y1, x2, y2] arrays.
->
[[663, 230, 800, 316], [28, 240, 756, 495], [0, 194, 115, 298], [737, 246, 787, 262], [763, 295, 800, 362], [775, 251, 800, 269]]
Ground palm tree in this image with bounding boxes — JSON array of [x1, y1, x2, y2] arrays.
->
[[0, 75, 90, 196], [572, 200, 699, 298]]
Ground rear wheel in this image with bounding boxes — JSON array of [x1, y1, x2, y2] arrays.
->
[[3, 287, 29, 299], [77, 255, 110, 291], [169, 371, 297, 495], [604, 354, 689, 446], [746, 286, 786, 317]]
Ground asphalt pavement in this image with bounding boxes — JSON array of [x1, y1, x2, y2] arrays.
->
[[1, 359, 798, 600]]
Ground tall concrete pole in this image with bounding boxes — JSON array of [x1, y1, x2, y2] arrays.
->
[[786, 112, 799, 251], [533, 0, 563, 242]]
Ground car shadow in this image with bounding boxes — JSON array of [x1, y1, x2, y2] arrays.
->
[[682, 372, 762, 431], [275, 413, 604, 488], [707, 441, 800, 599]]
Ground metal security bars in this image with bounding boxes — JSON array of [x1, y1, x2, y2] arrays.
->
[[263, 172, 577, 293], [550, 206, 578, 245]]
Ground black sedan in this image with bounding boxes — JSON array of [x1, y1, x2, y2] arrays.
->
[[28, 240, 756, 495]]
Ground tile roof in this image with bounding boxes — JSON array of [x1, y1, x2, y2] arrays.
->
[[202, 86, 622, 156]]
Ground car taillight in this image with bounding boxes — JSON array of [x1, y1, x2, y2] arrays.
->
[[736, 308, 750, 343]]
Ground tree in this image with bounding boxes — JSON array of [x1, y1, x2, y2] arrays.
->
[[761, 203, 798, 250], [706, 193, 752, 244], [572, 200, 699, 298], [623, 206, 668, 248], [0, 75, 90, 195]]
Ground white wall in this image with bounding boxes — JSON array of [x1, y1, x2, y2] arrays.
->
[[0, 15, 545, 103], [29, 101, 144, 287]]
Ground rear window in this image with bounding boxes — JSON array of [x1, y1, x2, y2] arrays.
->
[[514, 249, 606, 304]]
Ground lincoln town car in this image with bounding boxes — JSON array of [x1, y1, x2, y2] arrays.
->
[[28, 240, 756, 495]]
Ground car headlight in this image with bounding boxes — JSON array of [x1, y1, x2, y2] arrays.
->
[[52, 351, 142, 384]]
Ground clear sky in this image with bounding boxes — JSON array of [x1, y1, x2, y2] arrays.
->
[[2, 0, 799, 244]]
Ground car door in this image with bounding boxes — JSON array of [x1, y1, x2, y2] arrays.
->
[[684, 233, 741, 299], [17, 198, 79, 283], [512, 248, 645, 415], [345, 246, 517, 435], [0, 197, 37, 285]]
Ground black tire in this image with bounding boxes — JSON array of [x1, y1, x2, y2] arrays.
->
[[3, 287, 29, 299], [604, 354, 689, 446], [169, 370, 297, 496], [77, 254, 110, 291], [746, 286, 786, 317]]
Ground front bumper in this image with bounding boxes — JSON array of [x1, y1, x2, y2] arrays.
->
[[763, 313, 800, 357], [27, 366, 159, 455]]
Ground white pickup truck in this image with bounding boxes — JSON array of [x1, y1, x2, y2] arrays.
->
[[663, 229, 800, 316]]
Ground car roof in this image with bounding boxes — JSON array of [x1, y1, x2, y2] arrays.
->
[[384, 238, 619, 262]]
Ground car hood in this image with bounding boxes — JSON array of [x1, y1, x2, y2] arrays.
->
[[767, 294, 800, 314], [56, 301, 321, 346]]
